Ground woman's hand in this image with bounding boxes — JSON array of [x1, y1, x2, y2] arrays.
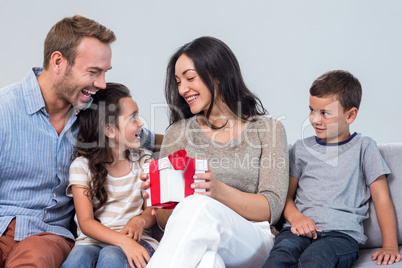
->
[[120, 237, 150, 268], [190, 166, 223, 200], [121, 216, 146, 242]]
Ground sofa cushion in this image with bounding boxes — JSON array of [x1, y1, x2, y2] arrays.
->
[[361, 143, 402, 248]]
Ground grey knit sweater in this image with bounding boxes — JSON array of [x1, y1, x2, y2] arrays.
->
[[160, 115, 289, 225]]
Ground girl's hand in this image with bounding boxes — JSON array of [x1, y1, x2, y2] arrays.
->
[[372, 247, 401, 265], [121, 216, 145, 242], [120, 237, 150, 268], [190, 166, 222, 200], [140, 173, 150, 196], [140, 172, 158, 215], [290, 214, 321, 239]]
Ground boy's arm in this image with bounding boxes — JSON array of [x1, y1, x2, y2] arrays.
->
[[283, 176, 321, 239], [370, 175, 401, 265]]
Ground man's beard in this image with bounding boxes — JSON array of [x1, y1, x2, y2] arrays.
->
[[54, 67, 82, 108]]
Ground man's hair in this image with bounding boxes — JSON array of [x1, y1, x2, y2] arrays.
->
[[43, 15, 116, 70], [310, 70, 362, 111]]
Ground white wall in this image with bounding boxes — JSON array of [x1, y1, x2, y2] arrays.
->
[[1, 0, 401, 144]]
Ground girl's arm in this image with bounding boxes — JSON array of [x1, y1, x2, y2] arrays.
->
[[72, 185, 150, 268], [370, 175, 401, 265], [120, 206, 156, 242]]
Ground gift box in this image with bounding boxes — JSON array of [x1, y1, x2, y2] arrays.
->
[[143, 150, 208, 209]]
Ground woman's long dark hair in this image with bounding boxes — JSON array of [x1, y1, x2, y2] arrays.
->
[[75, 82, 131, 213], [165, 36, 267, 126]]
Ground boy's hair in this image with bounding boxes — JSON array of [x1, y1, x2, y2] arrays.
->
[[310, 70, 362, 111], [43, 15, 116, 70], [76, 82, 131, 213]]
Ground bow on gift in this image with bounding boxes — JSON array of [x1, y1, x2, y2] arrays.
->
[[149, 150, 196, 209]]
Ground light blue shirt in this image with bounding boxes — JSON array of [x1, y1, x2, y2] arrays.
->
[[0, 68, 155, 241]]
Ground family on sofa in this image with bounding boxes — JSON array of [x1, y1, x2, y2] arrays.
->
[[0, 15, 400, 268]]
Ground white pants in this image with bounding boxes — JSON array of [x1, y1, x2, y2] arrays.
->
[[147, 195, 275, 268]]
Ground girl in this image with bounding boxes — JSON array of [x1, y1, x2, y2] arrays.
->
[[145, 36, 289, 267], [61, 83, 157, 268]]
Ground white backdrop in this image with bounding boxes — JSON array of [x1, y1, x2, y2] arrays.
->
[[1, 0, 401, 144]]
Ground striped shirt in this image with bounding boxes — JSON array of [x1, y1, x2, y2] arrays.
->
[[67, 149, 158, 249], [0, 68, 155, 241]]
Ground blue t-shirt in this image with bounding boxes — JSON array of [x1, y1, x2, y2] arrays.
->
[[285, 133, 390, 244]]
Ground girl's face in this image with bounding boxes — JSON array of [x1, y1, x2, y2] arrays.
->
[[175, 54, 212, 115], [113, 97, 143, 150]]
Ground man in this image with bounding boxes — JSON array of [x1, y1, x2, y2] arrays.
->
[[0, 15, 160, 267]]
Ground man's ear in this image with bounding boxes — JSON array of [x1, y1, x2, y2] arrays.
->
[[50, 51, 65, 74], [346, 107, 358, 124], [104, 123, 116, 138]]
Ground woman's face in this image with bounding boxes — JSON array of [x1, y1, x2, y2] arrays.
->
[[175, 54, 212, 115]]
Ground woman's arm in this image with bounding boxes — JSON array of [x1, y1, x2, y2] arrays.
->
[[193, 117, 289, 222], [194, 171, 272, 221]]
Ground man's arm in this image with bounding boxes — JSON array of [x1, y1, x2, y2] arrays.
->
[[139, 128, 163, 152], [154, 134, 164, 152]]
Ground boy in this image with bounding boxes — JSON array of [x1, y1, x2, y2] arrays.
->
[[263, 70, 401, 267]]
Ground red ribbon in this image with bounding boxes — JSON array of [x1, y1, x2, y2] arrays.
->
[[149, 150, 196, 209]]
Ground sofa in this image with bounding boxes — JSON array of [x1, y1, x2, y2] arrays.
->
[[352, 143, 402, 267]]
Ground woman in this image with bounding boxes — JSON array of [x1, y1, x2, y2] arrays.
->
[[146, 36, 289, 267]]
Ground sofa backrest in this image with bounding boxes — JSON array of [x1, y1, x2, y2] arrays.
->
[[361, 143, 402, 248]]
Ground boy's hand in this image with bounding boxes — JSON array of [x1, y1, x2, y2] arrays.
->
[[372, 247, 401, 265], [121, 216, 145, 242], [290, 214, 321, 239]]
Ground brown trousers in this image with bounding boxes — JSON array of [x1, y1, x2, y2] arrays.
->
[[0, 218, 74, 268]]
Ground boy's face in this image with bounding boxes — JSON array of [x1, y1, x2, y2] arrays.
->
[[309, 95, 356, 143]]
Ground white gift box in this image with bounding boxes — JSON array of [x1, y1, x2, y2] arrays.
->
[[143, 151, 208, 208]]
